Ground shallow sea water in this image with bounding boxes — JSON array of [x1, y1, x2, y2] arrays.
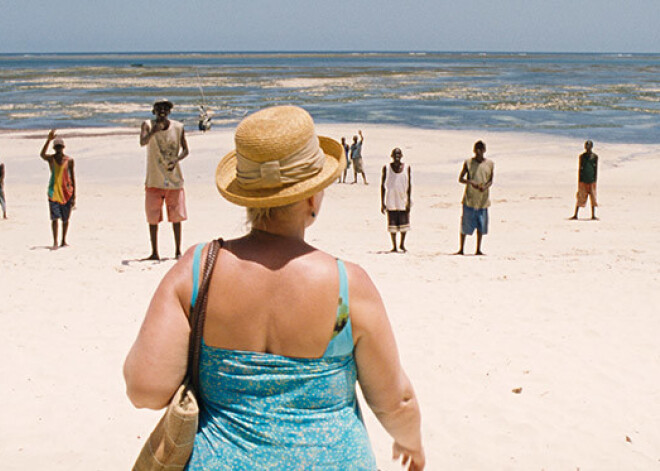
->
[[0, 51, 658, 143]]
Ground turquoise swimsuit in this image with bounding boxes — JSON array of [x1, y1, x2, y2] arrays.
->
[[185, 243, 377, 470]]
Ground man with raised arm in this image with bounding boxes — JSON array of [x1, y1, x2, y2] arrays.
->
[[40, 130, 76, 249], [350, 130, 368, 184]]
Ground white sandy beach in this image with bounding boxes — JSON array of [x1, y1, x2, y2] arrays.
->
[[1, 124, 659, 470]]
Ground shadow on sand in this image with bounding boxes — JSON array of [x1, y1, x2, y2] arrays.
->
[[30, 245, 61, 251], [121, 257, 174, 266]]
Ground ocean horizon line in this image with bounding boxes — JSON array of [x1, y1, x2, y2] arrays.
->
[[1, 50, 658, 56]]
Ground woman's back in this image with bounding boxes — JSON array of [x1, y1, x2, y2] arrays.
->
[[185, 235, 377, 469], [198, 232, 344, 359]]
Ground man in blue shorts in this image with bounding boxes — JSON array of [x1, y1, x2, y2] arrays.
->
[[456, 140, 494, 255]]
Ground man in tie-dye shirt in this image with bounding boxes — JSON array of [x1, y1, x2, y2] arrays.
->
[[40, 129, 76, 249]]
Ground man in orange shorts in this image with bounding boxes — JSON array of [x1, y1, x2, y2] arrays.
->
[[140, 98, 189, 260], [570, 140, 598, 221]]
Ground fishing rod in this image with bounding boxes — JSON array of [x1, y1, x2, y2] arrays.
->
[[196, 69, 207, 108]]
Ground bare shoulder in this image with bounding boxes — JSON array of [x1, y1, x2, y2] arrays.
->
[[176, 241, 214, 277], [341, 260, 388, 347], [342, 260, 375, 291], [164, 243, 202, 311], [341, 261, 383, 311], [176, 243, 199, 272], [164, 244, 196, 284], [294, 248, 343, 279]]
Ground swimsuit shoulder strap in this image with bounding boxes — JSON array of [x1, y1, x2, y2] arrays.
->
[[191, 239, 224, 310], [190, 242, 206, 309], [322, 259, 353, 357], [337, 259, 349, 319]]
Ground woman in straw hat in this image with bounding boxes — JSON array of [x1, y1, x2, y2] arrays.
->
[[124, 106, 424, 470]]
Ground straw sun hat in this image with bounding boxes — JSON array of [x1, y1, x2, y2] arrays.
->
[[216, 106, 345, 208]]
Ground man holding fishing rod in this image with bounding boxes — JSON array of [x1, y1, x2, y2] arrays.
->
[[139, 98, 189, 261]]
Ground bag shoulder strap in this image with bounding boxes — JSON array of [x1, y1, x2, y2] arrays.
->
[[186, 238, 223, 395]]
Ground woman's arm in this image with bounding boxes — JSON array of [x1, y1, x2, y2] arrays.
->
[[348, 263, 425, 470], [123, 246, 196, 409]]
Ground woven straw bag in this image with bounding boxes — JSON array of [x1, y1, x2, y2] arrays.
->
[[133, 240, 221, 471], [132, 384, 198, 470]]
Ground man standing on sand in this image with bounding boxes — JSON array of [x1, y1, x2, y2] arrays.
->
[[350, 130, 368, 184], [456, 140, 493, 256], [139, 98, 189, 260], [381, 148, 412, 252], [0, 161, 7, 219], [40, 130, 76, 249], [570, 140, 599, 220]]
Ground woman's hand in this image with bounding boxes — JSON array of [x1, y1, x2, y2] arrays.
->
[[393, 441, 425, 471]]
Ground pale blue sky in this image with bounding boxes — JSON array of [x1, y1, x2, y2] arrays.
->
[[1, 0, 658, 53]]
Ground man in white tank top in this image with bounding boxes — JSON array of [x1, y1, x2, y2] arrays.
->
[[380, 148, 412, 252], [139, 98, 189, 260]]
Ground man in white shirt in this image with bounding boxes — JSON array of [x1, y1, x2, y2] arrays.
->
[[380, 148, 411, 252]]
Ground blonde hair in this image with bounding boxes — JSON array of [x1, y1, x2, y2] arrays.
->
[[246, 203, 296, 228]]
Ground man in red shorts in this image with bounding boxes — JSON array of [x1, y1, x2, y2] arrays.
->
[[569, 140, 599, 221], [139, 98, 189, 260]]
